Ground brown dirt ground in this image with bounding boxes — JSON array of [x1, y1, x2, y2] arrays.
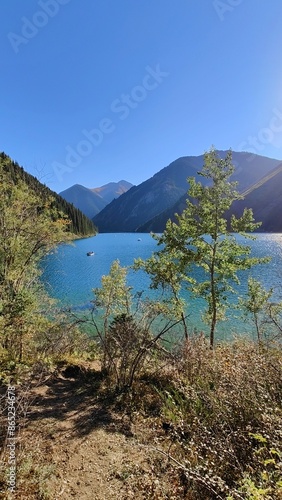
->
[[0, 363, 182, 500]]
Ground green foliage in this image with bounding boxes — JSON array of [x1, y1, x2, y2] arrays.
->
[[264, 301, 282, 339], [239, 278, 273, 342], [135, 243, 190, 338], [92, 260, 142, 382], [91, 260, 181, 390], [0, 152, 96, 236], [93, 259, 132, 320], [235, 432, 282, 500], [239, 278, 282, 343], [136, 148, 268, 346], [0, 155, 84, 365]]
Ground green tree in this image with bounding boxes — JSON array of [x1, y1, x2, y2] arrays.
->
[[136, 148, 268, 347], [135, 240, 191, 338], [239, 278, 282, 343], [92, 259, 132, 372], [0, 165, 69, 362], [91, 260, 182, 389], [239, 278, 273, 343], [0, 151, 96, 237]]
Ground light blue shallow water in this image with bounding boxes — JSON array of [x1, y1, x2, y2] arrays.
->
[[41, 233, 282, 339]]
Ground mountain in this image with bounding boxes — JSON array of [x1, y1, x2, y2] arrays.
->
[[93, 151, 281, 233], [140, 159, 282, 233], [137, 193, 188, 233], [91, 180, 133, 203], [92, 156, 206, 232], [228, 161, 282, 232], [60, 180, 133, 219], [0, 152, 96, 236], [59, 184, 108, 219]]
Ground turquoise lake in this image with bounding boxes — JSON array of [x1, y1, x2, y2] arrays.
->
[[41, 233, 282, 340]]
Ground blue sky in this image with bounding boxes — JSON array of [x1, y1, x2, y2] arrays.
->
[[1, 0, 282, 193]]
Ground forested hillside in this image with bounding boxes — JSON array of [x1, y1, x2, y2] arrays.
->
[[0, 152, 96, 236]]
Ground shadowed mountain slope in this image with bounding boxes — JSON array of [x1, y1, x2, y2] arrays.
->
[[60, 180, 133, 219], [59, 184, 108, 219], [93, 151, 281, 232], [229, 161, 282, 232]]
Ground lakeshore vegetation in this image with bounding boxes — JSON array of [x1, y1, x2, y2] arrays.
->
[[0, 150, 281, 499]]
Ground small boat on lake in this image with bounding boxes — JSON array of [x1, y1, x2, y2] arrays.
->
[[86, 251, 95, 256]]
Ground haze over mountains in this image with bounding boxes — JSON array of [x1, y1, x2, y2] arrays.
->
[[58, 151, 282, 233]]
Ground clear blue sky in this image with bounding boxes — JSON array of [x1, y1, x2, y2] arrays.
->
[[1, 0, 282, 193]]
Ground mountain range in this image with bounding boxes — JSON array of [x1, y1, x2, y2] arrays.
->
[[91, 151, 282, 233], [59, 180, 133, 219], [57, 151, 282, 233]]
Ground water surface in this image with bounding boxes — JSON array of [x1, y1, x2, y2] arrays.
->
[[41, 233, 282, 339]]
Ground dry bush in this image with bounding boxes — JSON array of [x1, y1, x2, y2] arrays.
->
[[104, 313, 153, 391], [145, 338, 282, 499]]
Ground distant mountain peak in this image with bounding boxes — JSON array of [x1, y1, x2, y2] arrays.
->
[[59, 179, 133, 219], [91, 180, 133, 203]]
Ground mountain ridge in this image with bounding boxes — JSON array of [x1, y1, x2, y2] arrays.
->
[[93, 151, 281, 233], [91, 180, 133, 203], [227, 160, 282, 232], [59, 180, 133, 219]]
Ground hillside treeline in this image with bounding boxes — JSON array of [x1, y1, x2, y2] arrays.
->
[[0, 152, 96, 237]]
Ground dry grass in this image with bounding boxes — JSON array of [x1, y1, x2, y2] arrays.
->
[[0, 338, 281, 499]]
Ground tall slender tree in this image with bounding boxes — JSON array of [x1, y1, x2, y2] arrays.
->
[[136, 148, 268, 347]]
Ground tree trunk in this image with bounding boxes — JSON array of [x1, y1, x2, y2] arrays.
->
[[210, 310, 216, 348]]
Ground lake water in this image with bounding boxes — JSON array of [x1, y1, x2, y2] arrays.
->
[[41, 233, 282, 340]]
